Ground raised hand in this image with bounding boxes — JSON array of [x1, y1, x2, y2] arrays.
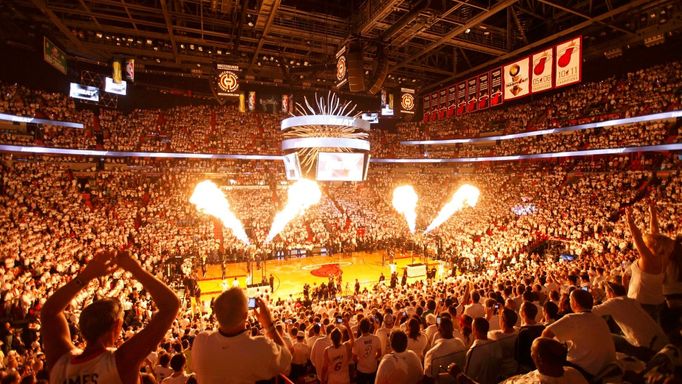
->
[[116, 250, 142, 273], [81, 250, 117, 280]]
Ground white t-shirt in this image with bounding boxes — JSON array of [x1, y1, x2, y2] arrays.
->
[[592, 296, 668, 350], [161, 372, 190, 384], [464, 303, 485, 318], [376, 350, 423, 384], [546, 312, 616, 376], [627, 261, 665, 305], [324, 344, 351, 384], [311, 336, 332, 376], [424, 338, 466, 378], [191, 330, 292, 384], [353, 334, 382, 374], [49, 349, 122, 384], [375, 326, 394, 356], [501, 367, 588, 383]]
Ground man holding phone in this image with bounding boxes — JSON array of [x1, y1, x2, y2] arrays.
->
[[192, 287, 292, 384]]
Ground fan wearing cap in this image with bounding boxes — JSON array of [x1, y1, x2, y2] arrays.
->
[[291, 330, 311, 380], [42, 250, 180, 384]]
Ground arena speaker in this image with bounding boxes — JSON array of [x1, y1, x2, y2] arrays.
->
[[368, 53, 389, 95], [346, 41, 366, 93]]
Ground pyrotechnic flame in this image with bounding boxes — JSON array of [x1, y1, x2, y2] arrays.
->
[[424, 184, 480, 233], [265, 179, 321, 242], [190, 180, 250, 245], [392, 185, 419, 233]]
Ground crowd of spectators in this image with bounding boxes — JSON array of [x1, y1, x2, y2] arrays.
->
[[0, 59, 680, 384], [0, 149, 679, 383]]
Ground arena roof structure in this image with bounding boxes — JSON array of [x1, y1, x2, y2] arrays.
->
[[0, 0, 680, 94]]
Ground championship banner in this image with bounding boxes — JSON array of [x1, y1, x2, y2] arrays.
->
[[43, 37, 67, 75], [477, 72, 490, 110], [112, 60, 122, 84], [216, 63, 240, 97], [447, 86, 456, 118], [239, 92, 246, 112], [503, 57, 530, 100], [248, 91, 256, 111], [466, 77, 478, 113], [490, 68, 503, 107], [555, 36, 582, 88], [456, 82, 467, 116], [125, 59, 135, 83], [335, 46, 348, 88], [531, 48, 553, 93], [400, 88, 415, 114]]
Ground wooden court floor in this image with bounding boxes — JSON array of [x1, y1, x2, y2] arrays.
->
[[196, 251, 440, 302]]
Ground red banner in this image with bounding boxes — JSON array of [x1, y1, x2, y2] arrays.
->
[[477, 72, 490, 110], [456, 82, 466, 116], [531, 48, 553, 93], [490, 68, 503, 107], [555, 36, 582, 88], [466, 77, 478, 113]]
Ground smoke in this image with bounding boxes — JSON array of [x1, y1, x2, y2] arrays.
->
[[265, 179, 322, 242], [392, 185, 419, 233], [190, 180, 250, 245], [424, 184, 480, 233]]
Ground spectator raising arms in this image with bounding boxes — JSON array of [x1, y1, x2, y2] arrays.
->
[[42, 250, 180, 384]]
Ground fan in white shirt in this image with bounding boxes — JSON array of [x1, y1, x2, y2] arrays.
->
[[376, 330, 423, 384]]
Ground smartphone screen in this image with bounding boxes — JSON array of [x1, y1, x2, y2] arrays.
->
[[436, 316, 441, 325], [248, 297, 257, 309], [336, 317, 343, 324]]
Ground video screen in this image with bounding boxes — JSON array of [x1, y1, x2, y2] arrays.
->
[[282, 153, 302, 180], [316, 152, 365, 181], [104, 77, 127, 95], [69, 83, 99, 102], [361, 112, 379, 124]]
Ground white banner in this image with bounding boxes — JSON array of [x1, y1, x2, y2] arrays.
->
[[531, 48, 553, 93], [555, 36, 582, 87], [503, 57, 530, 100]]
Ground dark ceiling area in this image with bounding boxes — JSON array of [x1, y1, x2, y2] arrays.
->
[[0, 0, 680, 97]]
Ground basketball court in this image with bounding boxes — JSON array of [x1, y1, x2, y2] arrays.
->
[[196, 251, 442, 302]]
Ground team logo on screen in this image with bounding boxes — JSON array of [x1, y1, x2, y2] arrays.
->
[[218, 70, 239, 93], [401, 93, 415, 111], [336, 56, 347, 81]]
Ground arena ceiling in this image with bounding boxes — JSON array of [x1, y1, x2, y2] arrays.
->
[[0, 0, 680, 94]]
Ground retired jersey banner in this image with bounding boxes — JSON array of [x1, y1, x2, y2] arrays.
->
[[216, 63, 240, 97], [477, 72, 490, 110], [43, 37, 67, 75], [439, 89, 447, 108], [466, 77, 478, 113], [504, 57, 530, 100], [447, 86, 456, 117], [531, 48, 553, 93], [456, 82, 467, 116], [490, 68, 503, 107], [555, 36, 582, 88], [423, 95, 431, 113], [125, 59, 135, 83]]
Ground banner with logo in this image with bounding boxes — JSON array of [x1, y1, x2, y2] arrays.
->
[[447, 86, 456, 117], [216, 64, 241, 97], [477, 72, 490, 110], [43, 37, 67, 75], [335, 46, 347, 88], [125, 59, 135, 83], [555, 36, 582, 88], [282, 94, 289, 113], [248, 91, 256, 111], [503, 57, 530, 100], [531, 48, 553, 93], [490, 68, 503, 107], [456, 82, 467, 116], [400, 88, 415, 114], [466, 77, 478, 113]]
